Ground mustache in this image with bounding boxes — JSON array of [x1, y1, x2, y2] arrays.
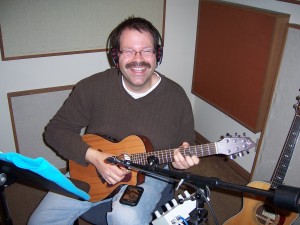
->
[[125, 61, 151, 69]]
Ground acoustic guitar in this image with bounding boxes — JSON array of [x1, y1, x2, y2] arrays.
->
[[223, 97, 300, 225], [69, 134, 255, 202]]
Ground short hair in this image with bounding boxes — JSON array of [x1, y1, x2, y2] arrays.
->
[[108, 17, 162, 51]]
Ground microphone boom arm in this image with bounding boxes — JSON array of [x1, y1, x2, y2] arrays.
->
[[105, 156, 300, 213]]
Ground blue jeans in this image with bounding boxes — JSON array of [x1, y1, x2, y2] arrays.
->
[[28, 175, 169, 225]]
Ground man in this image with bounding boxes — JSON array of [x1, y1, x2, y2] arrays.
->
[[28, 17, 199, 225]]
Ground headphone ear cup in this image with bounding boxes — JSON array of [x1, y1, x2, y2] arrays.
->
[[110, 47, 118, 66], [156, 45, 163, 65]]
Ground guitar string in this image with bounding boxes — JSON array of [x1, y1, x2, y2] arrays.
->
[[271, 114, 300, 188], [129, 143, 217, 165]]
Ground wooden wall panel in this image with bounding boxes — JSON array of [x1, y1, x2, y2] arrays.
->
[[192, 0, 290, 133]]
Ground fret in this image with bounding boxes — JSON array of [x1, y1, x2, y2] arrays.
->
[[270, 103, 300, 189], [130, 143, 218, 165]]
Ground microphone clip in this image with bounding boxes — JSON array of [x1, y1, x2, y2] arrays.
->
[[105, 156, 131, 168]]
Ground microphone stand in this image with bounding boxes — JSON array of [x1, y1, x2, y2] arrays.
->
[[188, 191, 209, 225], [137, 155, 211, 225], [106, 157, 300, 224]]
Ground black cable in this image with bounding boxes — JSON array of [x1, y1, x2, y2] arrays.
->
[[185, 182, 219, 225]]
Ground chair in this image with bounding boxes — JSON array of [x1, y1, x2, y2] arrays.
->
[[76, 182, 174, 225]]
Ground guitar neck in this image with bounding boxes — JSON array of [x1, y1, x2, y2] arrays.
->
[[271, 114, 300, 189], [130, 143, 217, 165]]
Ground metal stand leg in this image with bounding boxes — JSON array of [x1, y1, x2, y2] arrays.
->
[[188, 193, 208, 225]]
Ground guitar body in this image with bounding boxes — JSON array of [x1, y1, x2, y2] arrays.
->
[[69, 134, 149, 202], [223, 181, 299, 225]]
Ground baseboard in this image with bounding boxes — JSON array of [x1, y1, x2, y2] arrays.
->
[[194, 131, 250, 181]]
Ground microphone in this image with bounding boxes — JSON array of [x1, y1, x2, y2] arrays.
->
[[105, 156, 131, 167], [105, 156, 119, 164], [273, 184, 300, 213]]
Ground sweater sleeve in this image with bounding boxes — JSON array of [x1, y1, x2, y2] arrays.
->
[[176, 90, 195, 146], [44, 78, 96, 166]]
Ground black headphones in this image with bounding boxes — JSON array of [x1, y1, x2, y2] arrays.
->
[[108, 18, 163, 67]]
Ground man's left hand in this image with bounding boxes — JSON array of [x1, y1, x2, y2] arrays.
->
[[172, 142, 200, 169]]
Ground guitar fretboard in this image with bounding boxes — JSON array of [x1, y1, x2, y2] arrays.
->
[[271, 114, 300, 189], [130, 143, 217, 165]]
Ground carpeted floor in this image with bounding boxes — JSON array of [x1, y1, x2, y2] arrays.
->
[[1, 155, 248, 225]]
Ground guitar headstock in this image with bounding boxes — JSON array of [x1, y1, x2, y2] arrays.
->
[[216, 134, 256, 158]]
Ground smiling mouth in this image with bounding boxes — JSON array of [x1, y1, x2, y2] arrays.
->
[[132, 67, 146, 72]]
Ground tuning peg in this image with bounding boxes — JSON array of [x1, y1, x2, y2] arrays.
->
[[243, 132, 246, 137], [293, 104, 298, 110], [234, 132, 241, 137], [229, 154, 236, 160], [238, 152, 244, 157]]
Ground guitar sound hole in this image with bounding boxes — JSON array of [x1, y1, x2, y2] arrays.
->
[[255, 204, 280, 225]]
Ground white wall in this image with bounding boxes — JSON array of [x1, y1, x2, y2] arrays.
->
[[0, 51, 109, 153], [1, 0, 300, 173], [0, 0, 199, 154]]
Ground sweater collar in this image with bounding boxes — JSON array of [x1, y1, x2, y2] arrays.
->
[[121, 72, 161, 99]]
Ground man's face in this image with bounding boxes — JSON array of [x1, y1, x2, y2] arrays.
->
[[118, 28, 157, 93]]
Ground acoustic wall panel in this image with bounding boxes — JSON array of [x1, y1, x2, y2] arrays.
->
[[0, 0, 165, 60], [8, 86, 74, 169]]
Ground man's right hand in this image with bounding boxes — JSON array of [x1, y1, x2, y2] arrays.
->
[[85, 147, 128, 185]]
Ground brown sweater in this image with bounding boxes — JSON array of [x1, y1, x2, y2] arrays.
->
[[44, 68, 195, 166]]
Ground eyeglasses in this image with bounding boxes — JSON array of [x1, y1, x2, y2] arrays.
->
[[119, 49, 156, 58]]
